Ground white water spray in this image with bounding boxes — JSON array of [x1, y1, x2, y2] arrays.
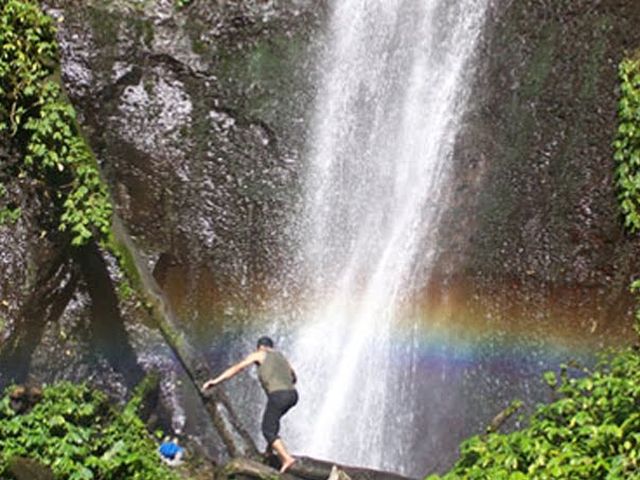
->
[[286, 0, 488, 474]]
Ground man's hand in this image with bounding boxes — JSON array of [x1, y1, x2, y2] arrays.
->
[[202, 379, 218, 392]]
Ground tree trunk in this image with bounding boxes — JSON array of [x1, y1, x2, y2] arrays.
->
[[111, 216, 259, 459], [288, 456, 414, 480], [223, 456, 415, 480]]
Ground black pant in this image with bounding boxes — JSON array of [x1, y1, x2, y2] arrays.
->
[[262, 389, 298, 446]]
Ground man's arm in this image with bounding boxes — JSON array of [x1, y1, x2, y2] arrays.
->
[[202, 351, 261, 391]]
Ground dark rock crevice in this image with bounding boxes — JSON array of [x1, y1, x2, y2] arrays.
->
[[0, 250, 77, 385], [73, 242, 145, 389]]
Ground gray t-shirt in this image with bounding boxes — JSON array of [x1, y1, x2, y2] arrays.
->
[[257, 350, 295, 393]]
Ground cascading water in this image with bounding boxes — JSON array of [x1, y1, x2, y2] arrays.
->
[[284, 0, 489, 475]]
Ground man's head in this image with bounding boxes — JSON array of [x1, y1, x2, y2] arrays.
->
[[256, 336, 274, 350]]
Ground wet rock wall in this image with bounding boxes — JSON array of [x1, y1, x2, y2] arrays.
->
[[435, 0, 640, 344]]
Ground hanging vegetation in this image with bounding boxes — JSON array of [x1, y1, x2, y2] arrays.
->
[[0, 0, 112, 245], [614, 53, 640, 234]]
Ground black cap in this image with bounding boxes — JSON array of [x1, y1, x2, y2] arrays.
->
[[256, 336, 274, 348]]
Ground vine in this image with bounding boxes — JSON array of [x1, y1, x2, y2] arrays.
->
[[613, 53, 640, 233], [0, 0, 112, 245], [613, 52, 640, 333], [0, 183, 20, 225]]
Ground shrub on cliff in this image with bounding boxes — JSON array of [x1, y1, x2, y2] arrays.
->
[[614, 53, 640, 235], [427, 348, 640, 479], [0, 0, 112, 245], [0, 382, 179, 480]]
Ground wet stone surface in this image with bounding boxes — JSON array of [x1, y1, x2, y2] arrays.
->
[[3, 0, 640, 472]]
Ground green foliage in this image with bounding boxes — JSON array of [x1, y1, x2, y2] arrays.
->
[[427, 349, 640, 479], [0, 0, 112, 246], [615, 53, 640, 332], [0, 382, 180, 480], [0, 206, 20, 225], [614, 54, 640, 233], [175, 0, 193, 9], [0, 183, 20, 224], [116, 276, 136, 300], [630, 280, 640, 335]]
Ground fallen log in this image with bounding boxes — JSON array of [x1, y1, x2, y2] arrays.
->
[[289, 456, 414, 480], [327, 465, 353, 480], [111, 216, 259, 459], [223, 456, 415, 480], [224, 457, 298, 480]]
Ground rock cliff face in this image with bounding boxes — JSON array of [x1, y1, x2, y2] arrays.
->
[[46, 2, 331, 365], [0, 0, 326, 459], [2, 0, 640, 472], [49, 0, 325, 330], [435, 0, 640, 344]]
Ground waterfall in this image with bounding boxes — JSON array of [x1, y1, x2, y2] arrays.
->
[[283, 0, 489, 475]]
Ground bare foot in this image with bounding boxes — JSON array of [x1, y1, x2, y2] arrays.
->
[[279, 457, 296, 473]]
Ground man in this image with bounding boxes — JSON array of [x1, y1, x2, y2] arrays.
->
[[202, 336, 298, 472]]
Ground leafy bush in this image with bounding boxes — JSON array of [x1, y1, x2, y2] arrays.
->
[[427, 348, 640, 479], [0, 183, 20, 224], [0, 382, 180, 480], [614, 53, 640, 233], [0, 0, 112, 245]]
